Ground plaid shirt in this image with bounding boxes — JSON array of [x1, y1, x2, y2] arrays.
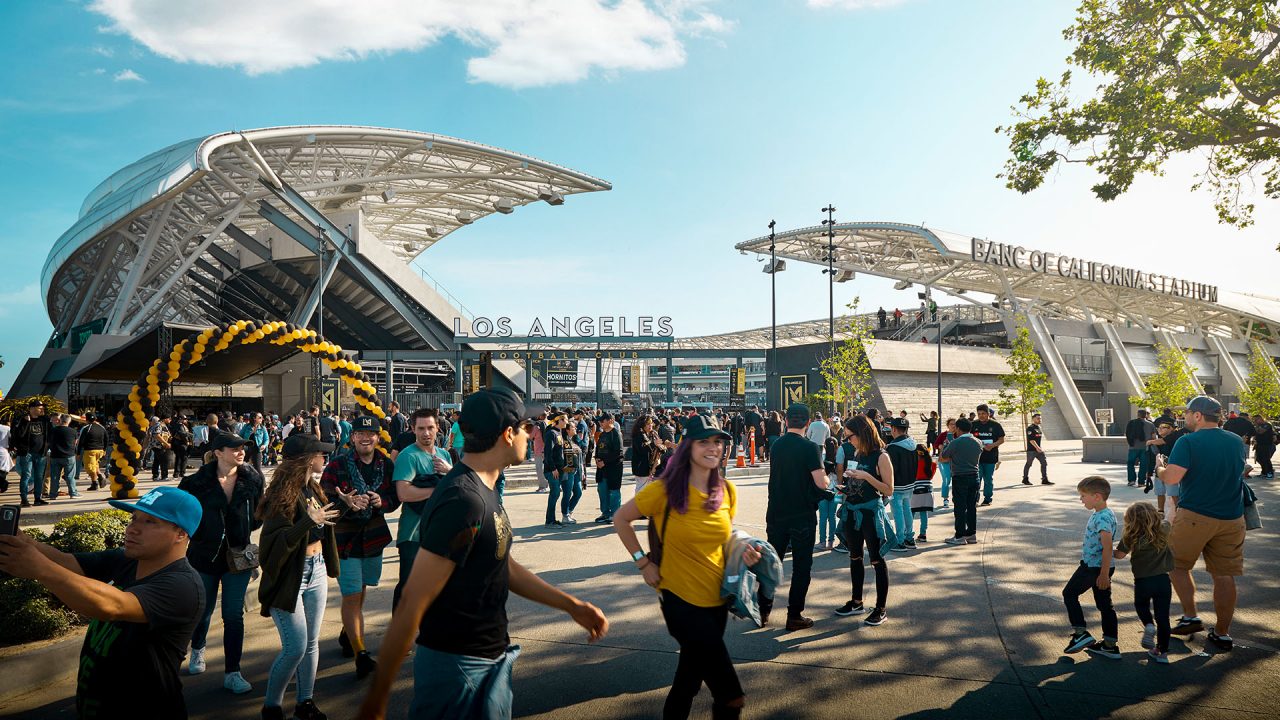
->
[[320, 451, 399, 558]]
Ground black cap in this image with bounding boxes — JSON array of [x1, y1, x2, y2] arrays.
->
[[351, 415, 381, 433], [460, 387, 531, 441], [889, 416, 910, 429], [785, 403, 811, 423], [210, 432, 248, 452], [680, 414, 732, 442], [283, 433, 335, 458]]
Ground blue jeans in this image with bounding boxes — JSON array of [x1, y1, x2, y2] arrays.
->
[[49, 458, 78, 496], [1127, 448, 1152, 485], [17, 453, 48, 502], [890, 489, 926, 543], [266, 554, 328, 708], [818, 497, 837, 543], [938, 462, 952, 502], [410, 644, 520, 719], [192, 569, 252, 672], [545, 470, 568, 523], [980, 463, 996, 502], [561, 470, 582, 516], [597, 480, 621, 518]]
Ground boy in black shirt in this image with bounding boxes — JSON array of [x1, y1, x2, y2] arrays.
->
[[359, 388, 608, 720], [1022, 413, 1052, 486], [763, 403, 829, 631], [0, 486, 205, 719], [970, 404, 1005, 506]]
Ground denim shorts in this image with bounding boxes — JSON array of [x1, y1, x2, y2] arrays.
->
[[338, 555, 384, 596], [1153, 478, 1180, 497]]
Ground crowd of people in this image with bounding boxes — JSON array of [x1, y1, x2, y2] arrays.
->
[[0, 390, 1256, 719]]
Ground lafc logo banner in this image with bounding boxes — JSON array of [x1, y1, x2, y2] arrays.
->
[[781, 376, 807, 405]]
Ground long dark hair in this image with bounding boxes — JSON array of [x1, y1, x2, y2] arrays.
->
[[257, 454, 326, 521], [656, 437, 726, 514], [844, 415, 884, 453]]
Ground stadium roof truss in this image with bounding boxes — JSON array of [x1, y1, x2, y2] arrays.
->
[[43, 126, 611, 344], [734, 222, 1280, 340]]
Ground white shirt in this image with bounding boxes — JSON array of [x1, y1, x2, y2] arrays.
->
[[0, 424, 11, 472], [805, 419, 831, 446]]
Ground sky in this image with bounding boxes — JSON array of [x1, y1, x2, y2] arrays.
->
[[2, 0, 1278, 393]]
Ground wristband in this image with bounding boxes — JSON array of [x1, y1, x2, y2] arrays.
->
[[631, 549, 646, 563]]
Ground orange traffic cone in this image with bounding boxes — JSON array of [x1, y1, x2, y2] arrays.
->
[[748, 429, 757, 467], [735, 444, 746, 468]]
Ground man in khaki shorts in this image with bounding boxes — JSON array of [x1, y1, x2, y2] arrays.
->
[[1155, 395, 1246, 652]]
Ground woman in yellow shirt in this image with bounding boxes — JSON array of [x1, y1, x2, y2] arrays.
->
[[613, 415, 760, 720]]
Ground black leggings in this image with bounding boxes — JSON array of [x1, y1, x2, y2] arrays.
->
[[660, 590, 743, 719], [1134, 574, 1172, 653], [846, 509, 889, 609]]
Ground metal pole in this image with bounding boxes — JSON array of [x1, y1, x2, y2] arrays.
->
[[934, 287, 942, 425], [821, 206, 837, 416], [768, 220, 777, 412]]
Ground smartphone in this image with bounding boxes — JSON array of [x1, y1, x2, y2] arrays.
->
[[0, 504, 19, 536]]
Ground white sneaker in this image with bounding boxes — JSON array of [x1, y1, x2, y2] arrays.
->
[[1141, 623, 1157, 649], [223, 671, 252, 694], [187, 647, 206, 675], [563, 514, 577, 524]]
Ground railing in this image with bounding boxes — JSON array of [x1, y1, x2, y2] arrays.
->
[[1061, 353, 1110, 374], [412, 262, 475, 321]]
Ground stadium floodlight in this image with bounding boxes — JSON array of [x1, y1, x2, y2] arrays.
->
[[425, 226, 440, 238], [763, 259, 786, 274], [456, 210, 476, 224], [835, 270, 855, 283], [538, 187, 564, 205], [382, 187, 397, 202], [493, 197, 515, 214], [893, 280, 912, 290]]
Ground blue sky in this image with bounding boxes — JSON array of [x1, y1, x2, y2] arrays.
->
[[2, 0, 1278, 392]]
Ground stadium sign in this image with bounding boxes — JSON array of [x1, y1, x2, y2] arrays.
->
[[971, 239, 1217, 303], [454, 316, 674, 338]]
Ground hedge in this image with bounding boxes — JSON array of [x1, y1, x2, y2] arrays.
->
[[0, 509, 131, 646]]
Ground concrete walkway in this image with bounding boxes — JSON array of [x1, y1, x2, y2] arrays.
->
[[3, 451, 1277, 719]]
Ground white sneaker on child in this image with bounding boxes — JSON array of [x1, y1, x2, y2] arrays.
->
[[1141, 624, 1156, 649]]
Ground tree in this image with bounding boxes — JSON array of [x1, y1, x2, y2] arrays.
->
[[816, 298, 875, 417], [1129, 342, 1200, 411], [998, 1, 1280, 229], [990, 318, 1055, 450], [0, 395, 67, 425], [1239, 343, 1280, 418]]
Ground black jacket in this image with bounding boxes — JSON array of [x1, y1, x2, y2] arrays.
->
[[10, 414, 52, 456], [178, 461, 265, 575], [596, 427, 623, 464]]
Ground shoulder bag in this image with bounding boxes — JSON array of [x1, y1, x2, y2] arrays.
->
[[646, 500, 673, 566], [226, 497, 260, 572]]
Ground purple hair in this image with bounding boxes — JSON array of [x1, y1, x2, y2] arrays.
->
[[657, 437, 727, 514]]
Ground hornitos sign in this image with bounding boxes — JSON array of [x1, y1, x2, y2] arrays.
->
[[453, 316, 674, 338], [971, 239, 1218, 303]]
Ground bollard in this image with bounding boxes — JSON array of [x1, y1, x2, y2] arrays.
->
[[748, 428, 757, 467]]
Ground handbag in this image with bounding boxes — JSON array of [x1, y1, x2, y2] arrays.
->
[[225, 499, 260, 572], [1243, 482, 1262, 531], [646, 500, 673, 566]]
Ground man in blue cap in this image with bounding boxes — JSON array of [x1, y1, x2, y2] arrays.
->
[[0, 486, 206, 718]]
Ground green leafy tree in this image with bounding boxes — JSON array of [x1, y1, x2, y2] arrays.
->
[[1130, 343, 1200, 411], [0, 394, 67, 425], [990, 318, 1055, 449], [998, 1, 1280, 229], [816, 298, 875, 417], [1240, 343, 1280, 418]]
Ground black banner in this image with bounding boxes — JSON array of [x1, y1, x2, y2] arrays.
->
[[546, 359, 578, 388], [780, 375, 808, 406]]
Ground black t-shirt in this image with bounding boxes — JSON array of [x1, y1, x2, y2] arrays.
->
[[1156, 428, 1189, 459], [1224, 417, 1255, 443], [73, 550, 204, 720], [25, 418, 48, 454], [766, 432, 823, 526], [970, 419, 1005, 463], [1025, 423, 1043, 450], [744, 411, 762, 434], [393, 431, 416, 452], [319, 416, 338, 443], [389, 412, 408, 440], [842, 445, 884, 505], [50, 425, 79, 458], [80, 424, 109, 451], [1255, 423, 1276, 449], [417, 464, 512, 659], [764, 418, 783, 437]]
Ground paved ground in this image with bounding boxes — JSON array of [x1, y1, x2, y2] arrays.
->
[[3, 447, 1278, 719]]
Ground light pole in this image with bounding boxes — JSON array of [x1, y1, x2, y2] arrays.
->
[[767, 220, 778, 410], [821, 205, 837, 416]]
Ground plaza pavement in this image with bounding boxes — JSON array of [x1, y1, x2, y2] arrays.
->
[[3, 447, 1278, 719]]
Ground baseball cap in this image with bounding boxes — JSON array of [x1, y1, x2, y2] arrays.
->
[[283, 433, 335, 458], [785, 403, 811, 423], [681, 414, 731, 442], [210, 432, 248, 451], [109, 487, 203, 536], [351, 415, 381, 433], [461, 387, 534, 441], [889, 416, 910, 429], [1186, 395, 1222, 417]]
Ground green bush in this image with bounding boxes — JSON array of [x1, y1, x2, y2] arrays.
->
[[0, 509, 132, 647]]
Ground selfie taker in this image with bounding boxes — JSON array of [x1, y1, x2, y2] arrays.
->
[[0, 487, 206, 718]]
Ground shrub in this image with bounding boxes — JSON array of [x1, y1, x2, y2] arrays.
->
[[0, 509, 132, 647]]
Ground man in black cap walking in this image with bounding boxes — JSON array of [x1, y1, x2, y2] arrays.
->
[[761, 403, 831, 630]]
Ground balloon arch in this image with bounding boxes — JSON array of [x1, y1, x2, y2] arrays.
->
[[109, 320, 392, 498]]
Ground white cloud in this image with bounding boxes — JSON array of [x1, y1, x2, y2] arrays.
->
[[806, 0, 909, 8], [87, 0, 729, 88], [91, 45, 114, 57], [113, 68, 144, 82], [0, 284, 39, 317]]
